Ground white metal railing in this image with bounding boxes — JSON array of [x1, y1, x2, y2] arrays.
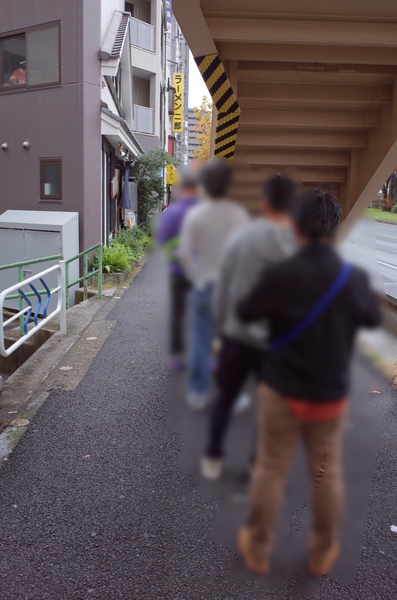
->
[[0, 262, 67, 357], [130, 17, 155, 52], [133, 104, 154, 134]]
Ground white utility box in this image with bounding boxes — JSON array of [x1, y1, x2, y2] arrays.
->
[[0, 211, 79, 312]]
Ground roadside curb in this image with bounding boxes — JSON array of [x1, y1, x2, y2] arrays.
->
[[0, 259, 146, 446], [357, 334, 396, 385], [374, 219, 397, 226]]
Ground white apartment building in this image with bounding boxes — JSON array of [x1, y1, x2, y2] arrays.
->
[[125, 0, 166, 152]]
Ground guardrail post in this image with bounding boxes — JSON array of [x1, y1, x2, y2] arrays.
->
[[83, 253, 88, 301], [59, 261, 67, 335], [18, 265, 24, 336], [98, 245, 103, 299], [65, 262, 70, 310]]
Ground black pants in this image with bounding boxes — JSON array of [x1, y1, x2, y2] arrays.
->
[[170, 271, 190, 355], [206, 337, 263, 459]]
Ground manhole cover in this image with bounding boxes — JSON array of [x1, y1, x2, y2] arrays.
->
[[10, 419, 29, 427]]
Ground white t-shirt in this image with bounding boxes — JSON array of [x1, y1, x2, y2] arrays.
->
[[179, 199, 250, 289]]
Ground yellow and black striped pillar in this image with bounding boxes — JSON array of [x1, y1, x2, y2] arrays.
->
[[195, 53, 241, 160]]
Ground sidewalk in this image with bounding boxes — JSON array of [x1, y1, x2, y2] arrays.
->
[[0, 257, 396, 599]]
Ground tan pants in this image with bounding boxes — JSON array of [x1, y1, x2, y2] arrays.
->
[[247, 383, 345, 561]]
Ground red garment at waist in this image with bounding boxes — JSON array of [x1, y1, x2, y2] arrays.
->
[[285, 397, 347, 421]]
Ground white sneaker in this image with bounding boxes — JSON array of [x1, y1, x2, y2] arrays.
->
[[233, 392, 251, 415], [187, 391, 209, 411], [201, 456, 223, 480]]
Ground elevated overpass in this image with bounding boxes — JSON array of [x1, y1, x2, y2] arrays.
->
[[173, 0, 397, 223]]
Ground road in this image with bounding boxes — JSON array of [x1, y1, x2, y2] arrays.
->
[[340, 218, 397, 300], [0, 256, 396, 599]]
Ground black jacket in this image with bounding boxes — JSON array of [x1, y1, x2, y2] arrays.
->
[[237, 242, 382, 401]]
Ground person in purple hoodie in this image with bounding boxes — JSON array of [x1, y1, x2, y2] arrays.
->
[[157, 166, 199, 369]]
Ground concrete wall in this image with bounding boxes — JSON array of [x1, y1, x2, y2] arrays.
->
[[101, 0, 124, 44], [150, 73, 160, 138], [0, 0, 102, 252]]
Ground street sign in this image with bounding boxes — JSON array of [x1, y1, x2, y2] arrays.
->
[[166, 163, 175, 185], [172, 73, 184, 133], [166, 0, 172, 33]]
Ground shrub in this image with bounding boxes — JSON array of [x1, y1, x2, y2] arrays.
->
[[138, 222, 153, 237], [391, 204, 397, 214], [382, 197, 393, 212], [136, 149, 178, 223], [93, 242, 134, 273], [116, 226, 150, 260]]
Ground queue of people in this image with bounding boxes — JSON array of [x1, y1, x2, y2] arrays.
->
[[156, 158, 381, 578]]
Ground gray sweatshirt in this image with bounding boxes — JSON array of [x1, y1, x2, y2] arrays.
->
[[179, 199, 249, 289], [213, 218, 295, 349]]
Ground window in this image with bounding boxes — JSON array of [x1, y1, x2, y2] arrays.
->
[[0, 24, 60, 90], [26, 26, 60, 86], [40, 159, 62, 200], [0, 34, 26, 87], [125, 2, 134, 15], [113, 68, 122, 105]]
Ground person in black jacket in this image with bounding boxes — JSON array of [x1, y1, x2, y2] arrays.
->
[[236, 189, 382, 576]]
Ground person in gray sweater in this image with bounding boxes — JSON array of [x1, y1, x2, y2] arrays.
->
[[201, 174, 297, 480], [179, 159, 249, 410]]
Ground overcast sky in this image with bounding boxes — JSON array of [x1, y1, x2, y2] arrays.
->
[[188, 51, 209, 109]]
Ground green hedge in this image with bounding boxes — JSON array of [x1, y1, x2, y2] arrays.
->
[[93, 225, 150, 274]]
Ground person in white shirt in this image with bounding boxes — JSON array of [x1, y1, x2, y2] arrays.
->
[[179, 158, 249, 409]]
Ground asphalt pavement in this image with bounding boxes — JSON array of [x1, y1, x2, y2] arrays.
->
[[340, 218, 397, 300], [0, 256, 396, 600]]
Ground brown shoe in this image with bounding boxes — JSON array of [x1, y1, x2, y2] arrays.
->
[[307, 542, 340, 576], [237, 527, 270, 575]]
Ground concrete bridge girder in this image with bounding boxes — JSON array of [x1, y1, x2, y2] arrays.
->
[[173, 0, 397, 227]]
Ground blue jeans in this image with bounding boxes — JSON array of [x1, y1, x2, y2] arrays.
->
[[189, 284, 214, 395]]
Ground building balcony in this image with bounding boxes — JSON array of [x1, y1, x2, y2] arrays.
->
[[133, 104, 154, 134], [130, 17, 155, 52]]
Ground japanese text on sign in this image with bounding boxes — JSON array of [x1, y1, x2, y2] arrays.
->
[[166, 163, 175, 185], [173, 73, 183, 133]]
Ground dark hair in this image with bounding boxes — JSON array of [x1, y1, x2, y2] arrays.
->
[[200, 158, 232, 199], [292, 189, 342, 240], [262, 175, 296, 212]]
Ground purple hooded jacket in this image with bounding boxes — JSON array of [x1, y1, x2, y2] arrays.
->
[[156, 197, 198, 275]]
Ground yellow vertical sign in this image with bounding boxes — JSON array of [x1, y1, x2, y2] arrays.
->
[[166, 163, 175, 185], [173, 73, 183, 133]]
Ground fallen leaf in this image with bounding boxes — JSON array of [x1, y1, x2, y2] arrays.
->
[[372, 390, 382, 394], [60, 366, 73, 371], [10, 419, 29, 427], [82, 454, 90, 459]]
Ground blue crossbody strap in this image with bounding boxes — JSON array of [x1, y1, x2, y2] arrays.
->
[[268, 263, 352, 353]]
